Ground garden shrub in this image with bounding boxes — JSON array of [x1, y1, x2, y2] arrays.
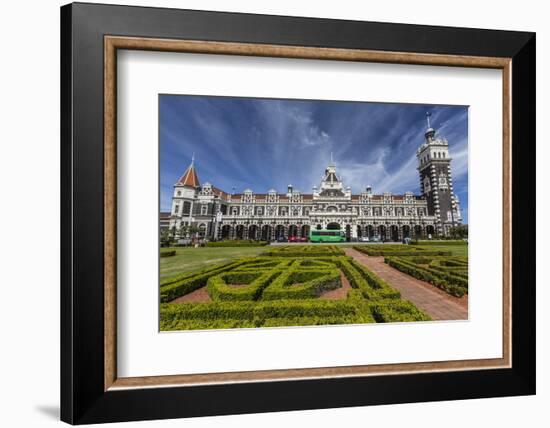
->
[[160, 260, 249, 302], [207, 270, 281, 301], [262, 245, 344, 257], [384, 256, 467, 297], [353, 245, 452, 257], [160, 249, 176, 257], [370, 299, 431, 322], [262, 268, 341, 300]]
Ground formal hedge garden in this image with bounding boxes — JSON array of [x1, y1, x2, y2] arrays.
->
[[160, 255, 431, 331], [384, 255, 468, 297], [353, 244, 452, 257]]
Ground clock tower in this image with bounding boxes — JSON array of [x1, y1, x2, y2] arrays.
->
[[416, 113, 462, 236]]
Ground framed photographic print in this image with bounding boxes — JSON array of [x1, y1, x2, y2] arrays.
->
[[60, 2, 536, 424]]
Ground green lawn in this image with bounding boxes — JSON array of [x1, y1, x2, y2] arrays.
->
[[160, 246, 267, 278]]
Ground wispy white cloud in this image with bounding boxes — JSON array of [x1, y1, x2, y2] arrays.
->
[[160, 96, 469, 221]]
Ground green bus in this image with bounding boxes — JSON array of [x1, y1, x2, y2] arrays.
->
[[309, 229, 346, 243]]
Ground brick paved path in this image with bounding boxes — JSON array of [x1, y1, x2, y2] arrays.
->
[[171, 286, 211, 303], [344, 248, 468, 321]]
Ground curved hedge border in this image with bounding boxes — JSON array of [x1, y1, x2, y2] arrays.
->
[[207, 270, 281, 301], [160, 249, 176, 258], [160, 260, 250, 302], [262, 268, 341, 300], [353, 245, 452, 257], [384, 256, 467, 297]]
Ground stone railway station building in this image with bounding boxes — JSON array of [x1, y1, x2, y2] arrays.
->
[[164, 119, 462, 241]]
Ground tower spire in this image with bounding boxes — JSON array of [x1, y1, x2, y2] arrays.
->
[[176, 154, 200, 187], [424, 111, 435, 141]]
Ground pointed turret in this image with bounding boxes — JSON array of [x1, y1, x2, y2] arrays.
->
[[177, 153, 200, 188]]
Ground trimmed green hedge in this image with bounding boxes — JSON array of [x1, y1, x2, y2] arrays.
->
[[336, 259, 401, 300], [262, 268, 341, 300], [206, 240, 270, 247], [262, 245, 344, 257], [207, 270, 281, 301], [160, 249, 176, 258], [160, 297, 379, 330], [370, 300, 431, 322], [384, 256, 467, 297], [160, 260, 248, 302], [411, 240, 467, 246], [353, 245, 452, 257]]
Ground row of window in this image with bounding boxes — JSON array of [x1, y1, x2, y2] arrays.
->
[[420, 151, 447, 165], [174, 204, 427, 217]]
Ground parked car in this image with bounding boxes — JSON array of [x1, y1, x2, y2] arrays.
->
[[288, 236, 298, 243], [298, 236, 308, 243], [359, 236, 370, 242], [370, 235, 381, 242], [276, 236, 288, 243]]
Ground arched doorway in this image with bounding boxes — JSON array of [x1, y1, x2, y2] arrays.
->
[[402, 225, 411, 239], [414, 225, 423, 239], [345, 224, 351, 242], [327, 222, 341, 230], [221, 225, 231, 239], [288, 225, 298, 238], [426, 225, 435, 238], [301, 225, 310, 239], [275, 225, 285, 239], [235, 225, 244, 239], [261, 225, 271, 241], [367, 225, 374, 238], [356, 225, 362, 238], [248, 224, 258, 240], [390, 225, 399, 241], [379, 225, 387, 241]]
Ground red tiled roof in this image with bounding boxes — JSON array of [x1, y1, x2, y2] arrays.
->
[[177, 164, 200, 187], [212, 186, 230, 199]]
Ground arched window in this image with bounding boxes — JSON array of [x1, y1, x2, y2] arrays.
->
[[176, 190, 181, 197]]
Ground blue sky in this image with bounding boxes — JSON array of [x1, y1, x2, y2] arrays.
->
[[160, 95, 469, 223]]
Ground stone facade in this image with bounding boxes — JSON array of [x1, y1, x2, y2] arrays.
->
[[166, 118, 462, 241]]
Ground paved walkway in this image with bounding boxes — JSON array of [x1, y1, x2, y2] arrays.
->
[[171, 286, 211, 303], [344, 248, 468, 320]]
